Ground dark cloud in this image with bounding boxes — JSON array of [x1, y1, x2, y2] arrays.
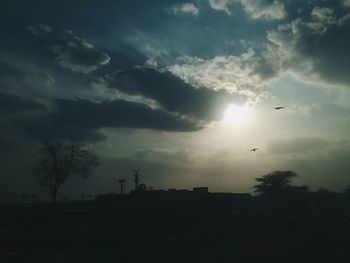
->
[[11, 97, 201, 143], [0, 93, 45, 113], [27, 24, 110, 74], [0, 88, 206, 157], [0, 135, 23, 155], [0, 57, 55, 94], [0, 90, 203, 147], [293, 12, 350, 86], [108, 67, 239, 121], [15, 118, 107, 142], [51, 98, 201, 132], [0, 59, 23, 78], [266, 2, 350, 87]]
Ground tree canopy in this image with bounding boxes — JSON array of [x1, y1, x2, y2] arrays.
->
[[254, 170, 298, 197], [34, 139, 99, 204]]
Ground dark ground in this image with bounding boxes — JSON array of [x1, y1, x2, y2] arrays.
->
[[1, 191, 350, 263]]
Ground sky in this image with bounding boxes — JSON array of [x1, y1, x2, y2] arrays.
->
[[1, 0, 350, 201]]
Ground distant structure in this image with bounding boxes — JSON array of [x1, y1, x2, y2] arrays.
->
[[193, 187, 209, 194], [118, 179, 126, 195], [20, 194, 36, 204], [133, 169, 140, 190], [62, 195, 70, 203], [138, 183, 146, 191]]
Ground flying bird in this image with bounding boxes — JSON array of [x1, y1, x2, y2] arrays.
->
[[250, 148, 258, 152], [274, 106, 285, 110]]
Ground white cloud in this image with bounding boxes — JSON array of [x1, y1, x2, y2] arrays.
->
[[208, 0, 231, 14], [240, 0, 286, 20], [208, 0, 286, 20], [26, 24, 52, 35], [264, 7, 350, 88], [168, 3, 199, 16], [167, 49, 269, 104], [311, 7, 334, 21]]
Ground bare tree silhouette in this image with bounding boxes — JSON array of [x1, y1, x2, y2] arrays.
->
[[34, 139, 99, 207]]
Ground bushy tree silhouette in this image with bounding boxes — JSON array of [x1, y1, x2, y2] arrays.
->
[[254, 170, 298, 197], [34, 139, 99, 206], [254, 171, 309, 214]]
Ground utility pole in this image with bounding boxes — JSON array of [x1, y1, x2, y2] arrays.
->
[[118, 179, 126, 195], [133, 169, 140, 191]]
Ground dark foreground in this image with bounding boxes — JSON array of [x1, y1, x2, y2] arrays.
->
[[1, 191, 350, 263]]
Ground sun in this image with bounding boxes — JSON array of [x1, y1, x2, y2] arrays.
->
[[222, 104, 252, 126]]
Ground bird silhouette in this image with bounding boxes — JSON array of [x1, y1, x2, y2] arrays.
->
[[250, 148, 258, 152], [274, 106, 284, 110]]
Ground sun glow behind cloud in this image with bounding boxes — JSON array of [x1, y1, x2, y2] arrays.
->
[[222, 104, 253, 127]]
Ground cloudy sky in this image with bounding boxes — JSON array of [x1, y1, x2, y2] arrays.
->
[[1, 0, 350, 201]]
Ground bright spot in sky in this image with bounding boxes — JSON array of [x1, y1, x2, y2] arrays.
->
[[222, 104, 252, 126]]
